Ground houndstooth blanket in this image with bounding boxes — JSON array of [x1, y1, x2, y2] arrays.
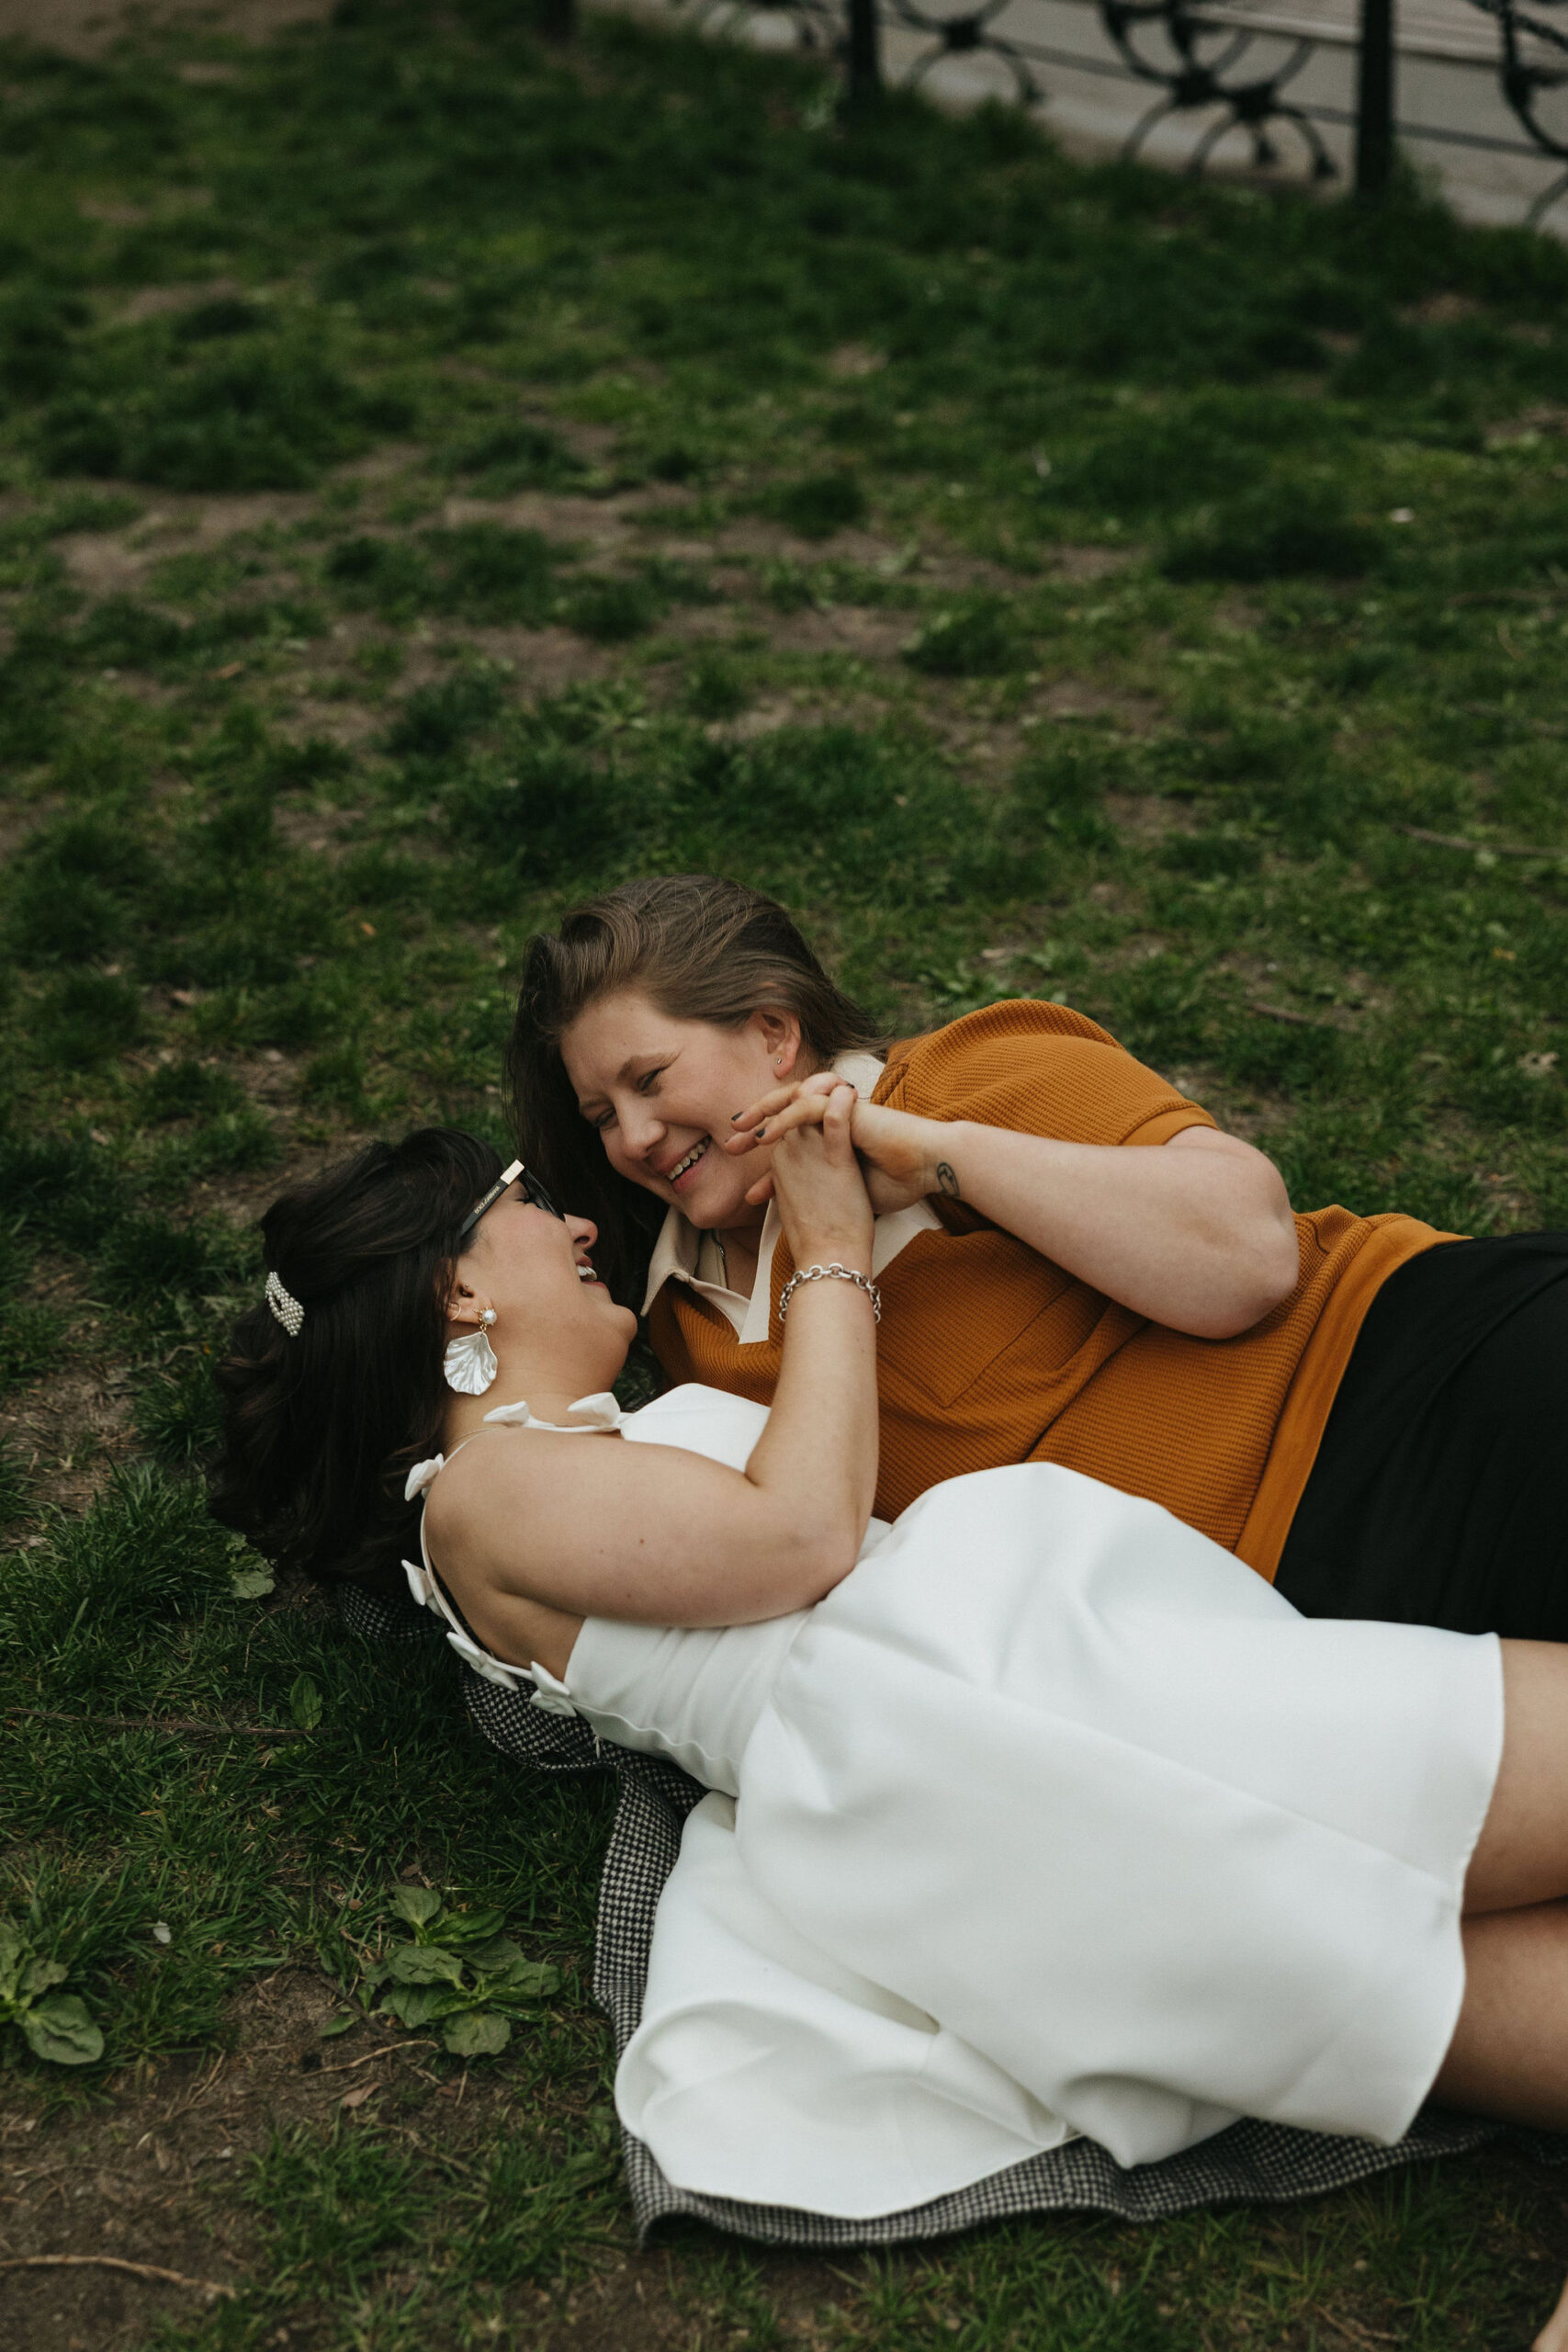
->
[[340, 1583, 1564, 2245]]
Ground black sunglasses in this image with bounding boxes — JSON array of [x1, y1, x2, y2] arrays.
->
[[458, 1159, 564, 1238]]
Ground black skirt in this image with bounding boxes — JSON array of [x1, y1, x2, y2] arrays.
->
[[1274, 1231, 1568, 1639]]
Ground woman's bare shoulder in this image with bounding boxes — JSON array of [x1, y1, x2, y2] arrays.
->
[[424, 1426, 621, 1538]]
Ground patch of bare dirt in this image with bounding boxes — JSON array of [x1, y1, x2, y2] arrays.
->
[[1486, 406, 1568, 446], [435, 492, 628, 560], [1103, 790, 1196, 842], [0, 1340, 134, 1517], [443, 622, 619, 695], [0, 0, 333, 54], [641, 598, 743, 641], [705, 697, 795, 741], [825, 343, 886, 379], [75, 198, 149, 226], [111, 278, 244, 325], [267, 615, 621, 734], [1212, 592, 1265, 636], [637, 535, 717, 562], [1154, 1060, 1286, 1146], [272, 693, 386, 750], [0, 1973, 364, 2351], [0, 793, 61, 864], [1045, 545, 1136, 582], [88, 671, 180, 709], [755, 605, 911, 661], [432, 471, 694, 540], [708, 519, 902, 566], [56, 535, 153, 599], [60, 494, 315, 597], [136, 494, 317, 546], [528, 2246, 863, 2351], [1036, 681, 1163, 729], [0, 1968, 860, 2351], [1401, 291, 1486, 326], [193, 1125, 378, 1237], [702, 691, 893, 744]]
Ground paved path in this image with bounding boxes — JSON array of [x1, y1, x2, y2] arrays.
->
[[695, 0, 1568, 232]]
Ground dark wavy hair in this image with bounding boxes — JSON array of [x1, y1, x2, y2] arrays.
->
[[209, 1127, 501, 1589], [505, 875, 884, 1309]]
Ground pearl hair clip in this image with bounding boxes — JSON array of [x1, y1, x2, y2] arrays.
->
[[265, 1270, 305, 1338]]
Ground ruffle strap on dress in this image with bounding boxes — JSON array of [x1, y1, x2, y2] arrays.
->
[[482, 1391, 624, 1432], [398, 1394, 624, 1716]]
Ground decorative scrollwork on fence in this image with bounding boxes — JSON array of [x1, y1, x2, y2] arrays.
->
[[1097, 0, 1337, 178], [660, 0, 1568, 229], [880, 0, 1043, 102], [670, 0, 844, 51], [1469, 0, 1568, 220]]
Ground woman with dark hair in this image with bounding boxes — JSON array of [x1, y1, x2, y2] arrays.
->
[[508, 873, 1567, 1645], [212, 1126, 507, 1597], [215, 1108, 1568, 2259]]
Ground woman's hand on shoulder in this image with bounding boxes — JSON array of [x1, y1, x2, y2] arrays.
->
[[727, 1074, 942, 1216]]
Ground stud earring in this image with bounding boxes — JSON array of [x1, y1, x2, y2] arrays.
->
[[444, 1306, 498, 1396]]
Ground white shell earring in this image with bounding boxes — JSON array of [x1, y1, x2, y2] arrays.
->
[[444, 1306, 498, 1396]]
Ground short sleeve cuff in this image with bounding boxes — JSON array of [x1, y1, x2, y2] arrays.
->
[[1122, 1105, 1219, 1149]]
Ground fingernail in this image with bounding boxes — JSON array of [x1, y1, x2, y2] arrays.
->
[[730, 1112, 742, 1123], [754, 1125, 767, 1139]]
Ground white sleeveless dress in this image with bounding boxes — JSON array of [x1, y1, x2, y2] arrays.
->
[[409, 1383, 1503, 2222]]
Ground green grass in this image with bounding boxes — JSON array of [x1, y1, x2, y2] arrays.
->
[[2, 0, 1568, 2342]]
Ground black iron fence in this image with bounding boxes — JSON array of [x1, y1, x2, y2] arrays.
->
[[555, 0, 1568, 226]]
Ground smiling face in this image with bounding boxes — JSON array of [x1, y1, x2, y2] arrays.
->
[[560, 989, 806, 1233], [448, 1180, 636, 1384]]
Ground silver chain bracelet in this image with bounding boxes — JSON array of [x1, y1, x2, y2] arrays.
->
[[776, 1262, 882, 1325]]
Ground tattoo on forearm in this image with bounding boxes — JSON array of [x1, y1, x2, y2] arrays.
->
[[936, 1161, 961, 1198]]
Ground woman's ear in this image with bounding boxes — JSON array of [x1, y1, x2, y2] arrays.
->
[[754, 1009, 805, 1079], [446, 1280, 491, 1329]]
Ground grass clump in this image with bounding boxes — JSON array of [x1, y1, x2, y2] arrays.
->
[[904, 592, 1024, 676], [6, 812, 153, 965], [327, 523, 565, 624], [386, 670, 508, 759], [39, 343, 412, 492], [449, 417, 591, 493], [37, 968, 144, 1068], [132, 1351, 228, 1463], [768, 469, 868, 537], [0, 1437, 29, 1522], [136, 1057, 248, 1124], [94, 1209, 257, 1317], [1161, 481, 1384, 581], [564, 571, 662, 640], [683, 646, 750, 720]]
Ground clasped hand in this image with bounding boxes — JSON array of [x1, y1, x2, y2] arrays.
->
[[728, 1074, 943, 1216], [758, 1078, 876, 1269]]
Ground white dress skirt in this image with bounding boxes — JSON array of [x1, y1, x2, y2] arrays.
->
[[427, 1385, 1506, 2222]]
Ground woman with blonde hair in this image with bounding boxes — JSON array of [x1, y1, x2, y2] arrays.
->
[[508, 871, 1568, 1641]]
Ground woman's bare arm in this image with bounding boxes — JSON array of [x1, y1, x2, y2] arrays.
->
[[428, 1084, 879, 1630], [728, 1083, 1299, 1340], [1535, 2270, 1568, 2352]]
